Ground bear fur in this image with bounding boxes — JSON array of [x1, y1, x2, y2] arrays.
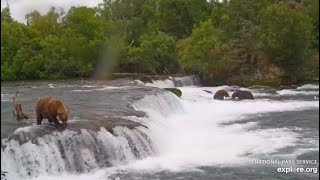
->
[[35, 97, 69, 126], [213, 90, 230, 100], [231, 90, 254, 100]]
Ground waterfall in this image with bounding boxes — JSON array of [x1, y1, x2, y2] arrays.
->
[[1, 126, 156, 179], [145, 75, 200, 88], [171, 75, 200, 87], [1, 91, 183, 180]]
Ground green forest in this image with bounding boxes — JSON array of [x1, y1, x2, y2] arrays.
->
[[1, 0, 319, 86]]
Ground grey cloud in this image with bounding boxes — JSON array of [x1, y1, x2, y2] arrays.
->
[[1, 0, 103, 23]]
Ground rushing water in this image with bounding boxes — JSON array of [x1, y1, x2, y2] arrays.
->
[[1, 76, 319, 180]]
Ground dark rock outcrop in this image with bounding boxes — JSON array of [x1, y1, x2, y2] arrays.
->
[[164, 88, 182, 97]]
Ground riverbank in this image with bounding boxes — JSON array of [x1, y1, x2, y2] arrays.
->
[[109, 73, 320, 90], [1, 73, 319, 90]]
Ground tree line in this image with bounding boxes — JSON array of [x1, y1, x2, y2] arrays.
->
[[1, 0, 319, 86]]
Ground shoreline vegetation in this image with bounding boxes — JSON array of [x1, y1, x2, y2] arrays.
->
[[1, 0, 319, 88]]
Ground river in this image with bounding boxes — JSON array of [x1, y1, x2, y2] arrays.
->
[[1, 76, 319, 180]]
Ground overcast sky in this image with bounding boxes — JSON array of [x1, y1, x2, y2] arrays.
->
[[1, 0, 103, 23]]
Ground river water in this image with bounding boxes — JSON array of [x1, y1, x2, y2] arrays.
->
[[1, 76, 319, 180]]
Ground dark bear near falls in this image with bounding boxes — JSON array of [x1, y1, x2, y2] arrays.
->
[[213, 90, 230, 100], [164, 88, 182, 97], [35, 97, 69, 127], [231, 90, 254, 100]]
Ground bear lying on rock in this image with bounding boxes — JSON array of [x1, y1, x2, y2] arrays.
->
[[213, 90, 230, 100], [231, 90, 254, 100], [35, 97, 69, 127]]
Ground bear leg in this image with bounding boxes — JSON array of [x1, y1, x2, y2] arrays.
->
[[51, 116, 63, 126], [36, 113, 43, 125]]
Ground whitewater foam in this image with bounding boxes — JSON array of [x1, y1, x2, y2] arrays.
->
[[72, 86, 131, 92], [2, 126, 153, 180], [297, 84, 319, 90], [277, 89, 319, 96], [145, 79, 175, 88], [109, 86, 318, 172], [145, 75, 200, 88]]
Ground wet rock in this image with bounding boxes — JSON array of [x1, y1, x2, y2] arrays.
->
[[164, 88, 182, 97]]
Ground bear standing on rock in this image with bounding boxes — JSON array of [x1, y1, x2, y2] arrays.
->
[[213, 90, 230, 100], [231, 90, 254, 100], [35, 97, 69, 127]]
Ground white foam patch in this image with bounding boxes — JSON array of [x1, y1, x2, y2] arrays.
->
[[72, 89, 93, 92], [145, 79, 175, 88], [81, 85, 97, 88], [144, 75, 199, 88], [277, 89, 319, 96], [297, 84, 319, 90], [72, 86, 130, 92], [48, 84, 55, 88], [134, 80, 144, 85], [95, 86, 131, 90], [48, 84, 80, 88]]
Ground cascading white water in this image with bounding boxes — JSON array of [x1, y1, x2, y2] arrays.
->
[[172, 75, 200, 87], [1, 125, 153, 180], [126, 86, 319, 171], [145, 79, 176, 88], [145, 75, 200, 88], [132, 92, 185, 116]]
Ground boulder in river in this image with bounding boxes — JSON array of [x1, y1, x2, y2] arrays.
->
[[164, 88, 182, 97]]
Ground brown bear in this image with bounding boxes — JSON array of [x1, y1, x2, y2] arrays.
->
[[213, 90, 230, 100], [231, 90, 254, 100], [35, 97, 69, 126]]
